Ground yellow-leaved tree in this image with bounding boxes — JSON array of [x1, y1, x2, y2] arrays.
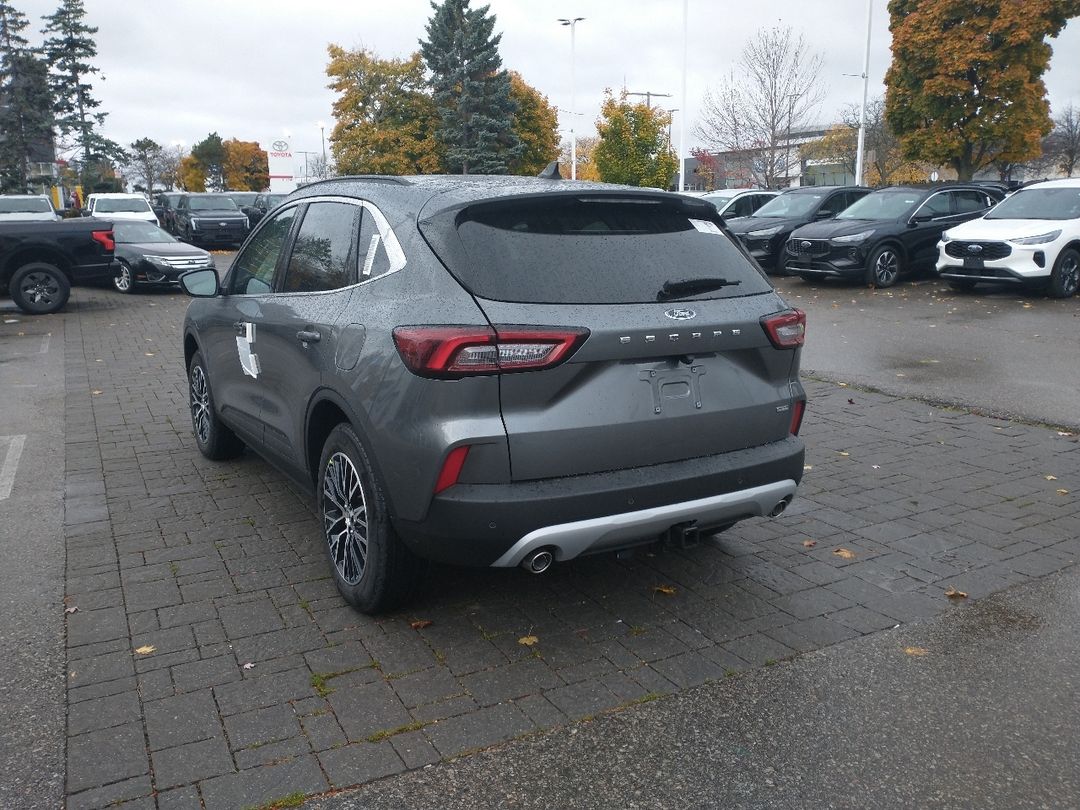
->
[[593, 90, 678, 188], [886, 0, 1080, 180], [507, 71, 559, 175], [222, 139, 269, 191], [177, 154, 205, 192], [326, 45, 442, 175]]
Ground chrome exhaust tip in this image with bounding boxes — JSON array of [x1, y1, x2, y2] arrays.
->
[[768, 497, 791, 518], [521, 549, 554, 574]]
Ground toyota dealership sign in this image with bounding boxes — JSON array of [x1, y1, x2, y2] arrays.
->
[[263, 138, 297, 193]]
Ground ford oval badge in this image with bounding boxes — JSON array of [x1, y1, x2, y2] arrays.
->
[[665, 308, 696, 320]]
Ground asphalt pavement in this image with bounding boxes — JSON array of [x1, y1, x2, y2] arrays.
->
[[311, 564, 1080, 810], [777, 276, 1080, 430], [0, 302, 67, 810]]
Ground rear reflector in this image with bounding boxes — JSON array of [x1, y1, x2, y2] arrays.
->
[[91, 229, 115, 252], [789, 399, 805, 435], [393, 325, 589, 378], [761, 309, 806, 349], [434, 445, 470, 494]]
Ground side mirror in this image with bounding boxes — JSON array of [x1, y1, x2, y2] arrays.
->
[[179, 268, 220, 297], [813, 209, 834, 220], [909, 213, 933, 225]]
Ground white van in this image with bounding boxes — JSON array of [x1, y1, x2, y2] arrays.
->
[[86, 193, 159, 225]]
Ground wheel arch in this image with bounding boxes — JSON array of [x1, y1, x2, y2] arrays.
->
[[870, 238, 908, 263], [304, 389, 392, 506], [2, 248, 72, 284], [183, 330, 200, 371]]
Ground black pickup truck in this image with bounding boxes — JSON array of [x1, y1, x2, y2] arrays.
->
[[1, 218, 116, 314]]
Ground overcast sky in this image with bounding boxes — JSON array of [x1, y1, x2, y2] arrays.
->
[[14, 0, 1080, 172]]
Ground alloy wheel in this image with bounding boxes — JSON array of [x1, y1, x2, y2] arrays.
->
[[114, 264, 132, 292], [19, 271, 60, 306], [1061, 254, 1079, 297], [322, 452, 368, 586], [189, 365, 211, 445], [873, 250, 899, 286]]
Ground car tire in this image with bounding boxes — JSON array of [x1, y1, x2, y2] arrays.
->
[[187, 351, 244, 460], [865, 245, 902, 288], [112, 260, 135, 294], [774, 252, 792, 276], [318, 423, 423, 614], [9, 262, 71, 315], [1047, 248, 1079, 299], [947, 279, 976, 292]]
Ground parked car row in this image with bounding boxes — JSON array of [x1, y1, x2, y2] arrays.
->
[[713, 179, 1079, 298], [151, 191, 288, 247]]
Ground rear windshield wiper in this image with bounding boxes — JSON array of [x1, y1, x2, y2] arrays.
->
[[657, 277, 741, 302]]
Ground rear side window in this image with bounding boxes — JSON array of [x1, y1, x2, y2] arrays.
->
[[955, 190, 991, 213], [282, 201, 359, 293], [436, 197, 772, 304]]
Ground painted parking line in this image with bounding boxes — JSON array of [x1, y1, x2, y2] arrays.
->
[[0, 435, 26, 500]]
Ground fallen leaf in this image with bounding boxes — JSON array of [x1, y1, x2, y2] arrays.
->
[[518, 635, 539, 647], [847, 398, 855, 405], [837, 382, 848, 387], [64, 606, 79, 614], [1057, 489, 1070, 496], [802, 540, 816, 548], [1044, 475, 1058, 481], [903, 646, 929, 657], [1022, 302, 1032, 309], [242, 662, 255, 670], [134, 645, 156, 655], [1057, 431, 1074, 437], [144, 352, 155, 357], [803, 465, 813, 471], [653, 585, 677, 596], [91, 390, 103, 395], [410, 619, 433, 630], [871, 465, 881, 470], [944, 586, 968, 600], [838, 451, 850, 457], [833, 548, 856, 560]]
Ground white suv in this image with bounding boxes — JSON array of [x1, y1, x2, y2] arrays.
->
[[936, 179, 1080, 298], [86, 193, 159, 225]]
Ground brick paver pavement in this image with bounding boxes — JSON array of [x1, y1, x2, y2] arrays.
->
[[58, 286, 1079, 809]]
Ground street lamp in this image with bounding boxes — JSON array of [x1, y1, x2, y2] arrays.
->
[[558, 17, 585, 180], [854, 0, 873, 186]]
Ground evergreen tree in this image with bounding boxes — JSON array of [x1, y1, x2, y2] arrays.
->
[[191, 132, 226, 190], [0, 2, 54, 192], [420, 0, 522, 174], [41, 0, 122, 185], [124, 137, 164, 193]]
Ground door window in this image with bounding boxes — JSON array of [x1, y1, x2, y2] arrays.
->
[[357, 208, 393, 280], [227, 207, 297, 295], [955, 190, 991, 213], [917, 192, 952, 218], [281, 201, 359, 293]]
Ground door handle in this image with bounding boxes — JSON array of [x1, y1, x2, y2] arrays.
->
[[296, 329, 321, 343], [233, 321, 246, 335]]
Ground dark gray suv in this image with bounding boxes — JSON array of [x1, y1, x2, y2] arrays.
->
[[180, 176, 807, 613]]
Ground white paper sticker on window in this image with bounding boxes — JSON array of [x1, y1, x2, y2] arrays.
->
[[689, 218, 723, 235]]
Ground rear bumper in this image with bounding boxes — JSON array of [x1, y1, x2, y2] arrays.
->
[[394, 435, 804, 567]]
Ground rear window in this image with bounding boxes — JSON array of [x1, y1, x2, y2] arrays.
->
[[437, 197, 772, 305], [95, 198, 152, 213], [0, 197, 52, 213]]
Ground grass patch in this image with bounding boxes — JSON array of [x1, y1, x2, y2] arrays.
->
[[626, 692, 664, 706], [243, 793, 306, 810], [310, 668, 358, 698], [366, 720, 424, 743]]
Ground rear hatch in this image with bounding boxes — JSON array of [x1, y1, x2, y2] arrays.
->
[[419, 192, 802, 481]]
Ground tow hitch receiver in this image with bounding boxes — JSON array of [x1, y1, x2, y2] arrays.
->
[[664, 521, 701, 549]]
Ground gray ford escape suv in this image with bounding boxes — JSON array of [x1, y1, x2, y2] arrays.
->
[[180, 175, 807, 613]]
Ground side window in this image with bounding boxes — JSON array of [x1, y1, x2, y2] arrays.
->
[[955, 190, 991, 213], [919, 192, 952, 218], [817, 194, 842, 217], [253, 195, 264, 209], [281, 201, 359, 293], [358, 206, 394, 280], [227, 207, 296, 295], [753, 195, 773, 212], [735, 196, 756, 218]]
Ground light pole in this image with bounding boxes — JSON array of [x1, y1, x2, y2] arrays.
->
[[558, 17, 584, 180], [317, 122, 327, 178], [854, 0, 873, 186]]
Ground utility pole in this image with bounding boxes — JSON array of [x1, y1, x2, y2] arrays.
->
[[854, 0, 873, 186], [627, 90, 672, 109], [678, 0, 687, 192]]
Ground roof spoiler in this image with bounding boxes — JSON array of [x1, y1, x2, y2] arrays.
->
[[537, 161, 562, 180]]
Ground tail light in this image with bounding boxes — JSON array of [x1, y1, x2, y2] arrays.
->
[[761, 309, 806, 349], [392, 325, 589, 378], [91, 229, 115, 251], [434, 445, 471, 493], [789, 399, 805, 435]]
